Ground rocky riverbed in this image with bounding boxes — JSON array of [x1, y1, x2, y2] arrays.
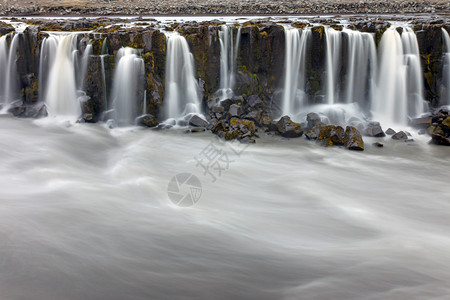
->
[[1, 0, 450, 16]]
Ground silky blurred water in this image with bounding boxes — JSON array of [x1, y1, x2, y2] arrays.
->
[[0, 115, 449, 300]]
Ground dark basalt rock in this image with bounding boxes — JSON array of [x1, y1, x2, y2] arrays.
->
[[246, 95, 263, 108], [373, 142, 384, 147], [344, 126, 364, 151], [136, 114, 159, 127], [305, 121, 326, 140], [276, 116, 303, 138], [228, 104, 243, 117], [392, 131, 408, 140], [306, 113, 321, 130], [8, 101, 48, 118], [211, 106, 224, 113], [317, 125, 345, 146], [189, 115, 209, 128], [430, 116, 450, 146], [385, 128, 396, 135], [365, 122, 385, 137], [410, 116, 431, 129]]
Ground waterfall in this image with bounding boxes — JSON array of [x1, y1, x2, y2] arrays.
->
[[38, 35, 58, 103], [373, 26, 426, 125], [78, 42, 92, 91], [143, 90, 147, 115], [217, 25, 241, 101], [342, 29, 377, 107], [41, 33, 92, 116], [0, 33, 21, 105], [441, 28, 450, 105], [44, 34, 79, 115], [100, 55, 108, 110], [110, 47, 145, 126], [4, 33, 21, 105], [325, 28, 342, 105], [280, 26, 310, 119], [0, 35, 9, 104], [163, 32, 202, 120]]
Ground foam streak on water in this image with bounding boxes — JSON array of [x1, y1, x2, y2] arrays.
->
[[0, 116, 449, 299]]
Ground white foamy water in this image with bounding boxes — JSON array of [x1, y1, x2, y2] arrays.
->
[[0, 115, 450, 299]]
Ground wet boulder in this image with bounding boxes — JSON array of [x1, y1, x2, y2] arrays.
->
[[136, 114, 159, 127], [228, 104, 243, 117], [189, 115, 209, 128], [276, 116, 303, 138], [385, 128, 396, 135], [365, 122, 385, 137], [317, 125, 345, 146], [410, 116, 431, 129], [306, 112, 321, 129], [8, 101, 48, 119], [430, 116, 450, 146], [246, 95, 263, 108], [344, 126, 364, 151], [392, 131, 408, 140], [305, 122, 326, 140]]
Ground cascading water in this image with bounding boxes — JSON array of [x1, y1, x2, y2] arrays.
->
[[0, 35, 9, 104], [110, 47, 145, 126], [325, 28, 342, 105], [41, 33, 92, 116], [342, 28, 377, 107], [163, 32, 202, 120], [78, 41, 92, 91], [373, 26, 426, 125], [217, 24, 241, 101], [0, 33, 21, 105], [324, 28, 377, 108], [441, 28, 450, 106], [280, 26, 310, 119]]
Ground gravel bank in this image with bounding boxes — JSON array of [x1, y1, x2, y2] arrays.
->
[[1, 0, 449, 16]]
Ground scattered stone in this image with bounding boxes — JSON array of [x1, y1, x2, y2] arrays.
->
[[410, 116, 431, 129], [306, 112, 321, 129], [136, 114, 159, 127], [228, 104, 243, 117], [385, 128, 396, 135], [430, 116, 450, 146], [317, 125, 345, 146], [305, 122, 326, 140], [211, 106, 224, 113], [246, 95, 263, 108], [8, 101, 48, 118], [373, 142, 384, 147], [189, 115, 209, 128], [365, 122, 385, 137], [392, 131, 408, 140], [190, 127, 206, 133], [405, 131, 412, 136], [418, 129, 426, 135], [344, 126, 364, 151], [276, 116, 303, 138], [404, 138, 414, 142]]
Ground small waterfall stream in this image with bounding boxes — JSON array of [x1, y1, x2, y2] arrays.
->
[[325, 28, 342, 105], [40, 33, 91, 116], [110, 47, 145, 126], [163, 32, 202, 121], [442, 28, 450, 106], [280, 26, 310, 119], [373, 26, 426, 125], [0, 33, 21, 105], [217, 24, 241, 101]]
